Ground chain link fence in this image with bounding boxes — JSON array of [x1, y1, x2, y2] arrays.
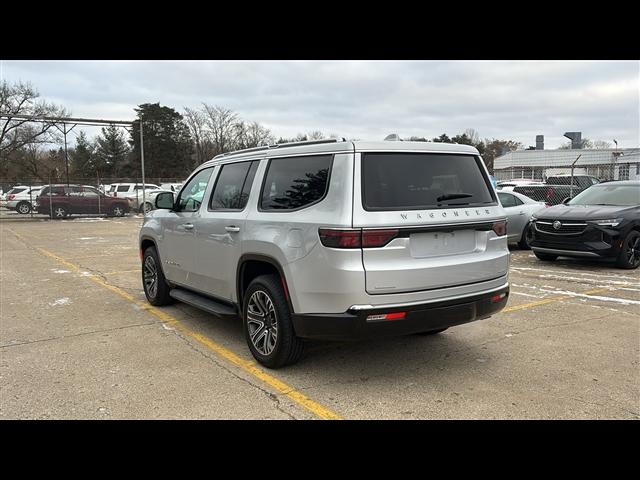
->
[[493, 148, 640, 203]]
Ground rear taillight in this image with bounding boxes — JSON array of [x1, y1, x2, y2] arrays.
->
[[362, 229, 398, 248], [7, 194, 15, 200], [318, 229, 361, 248], [318, 228, 399, 249], [492, 220, 507, 236]]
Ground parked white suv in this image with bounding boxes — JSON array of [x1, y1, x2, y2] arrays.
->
[[140, 139, 510, 367], [108, 183, 161, 212], [1, 185, 44, 214]]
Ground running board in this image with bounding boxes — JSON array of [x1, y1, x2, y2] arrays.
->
[[169, 288, 238, 318]]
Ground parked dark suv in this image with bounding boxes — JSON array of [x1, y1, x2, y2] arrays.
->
[[36, 184, 130, 219], [529, 180, 640, 269]]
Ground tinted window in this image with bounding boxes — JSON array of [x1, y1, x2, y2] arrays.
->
[[117, 185, 130, 192], [210, 161, 258, 210], [569, 185, 640, 207], [362, 153, 494, 210], [498, 192, 517, 208], [261, 155, 332, 210], [177, 168, 214, 212], [82, 187, 100, 197], [41, 186, 66, 196], [9, 188, 26, 194], [67, 186, 83, 196]]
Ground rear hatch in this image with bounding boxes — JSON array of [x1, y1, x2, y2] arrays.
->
[[355, 151, 508, 294]]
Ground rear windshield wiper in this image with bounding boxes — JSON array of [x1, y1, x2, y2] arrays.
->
[[436, 193, 474, 202]]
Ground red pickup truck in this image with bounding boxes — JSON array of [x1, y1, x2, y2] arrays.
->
[[36, 184, 130, 219]]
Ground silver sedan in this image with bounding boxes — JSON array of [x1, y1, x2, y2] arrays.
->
[[497, 190, 546, 249]]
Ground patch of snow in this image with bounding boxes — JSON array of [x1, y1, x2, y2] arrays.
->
[[49, 297, 71, 306]]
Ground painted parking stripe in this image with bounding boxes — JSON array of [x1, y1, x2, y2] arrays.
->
[[502, 287, 611, 313], [7, 227, 343, 421]]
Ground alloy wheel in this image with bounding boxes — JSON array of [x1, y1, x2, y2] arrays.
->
[[54, 207, 66, 218], [627, 236, 640, 267], [247, 290, 278, 356], [18, 203, 30, 214], [143, 255, 158, 298]]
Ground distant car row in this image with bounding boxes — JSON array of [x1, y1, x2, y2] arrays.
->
[[1, 181, 183, 217]]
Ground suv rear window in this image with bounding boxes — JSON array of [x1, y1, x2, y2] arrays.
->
[[361, 153, 495, 211], [9, 188, 26, 194], [260, 155, 332, 210]]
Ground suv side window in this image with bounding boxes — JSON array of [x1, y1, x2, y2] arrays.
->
[[117, 185, 130, 192], [176, 167, 214, 212], [209, 160, 259, 210], [260, 155, 332, 211], [82, 187, 100, 197]]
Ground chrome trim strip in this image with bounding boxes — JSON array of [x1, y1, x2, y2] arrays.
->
[[348, 281, 509, 311], [532, 247, 600, 257], [536, 221, 587, 226], [534, 223, 586, 235]]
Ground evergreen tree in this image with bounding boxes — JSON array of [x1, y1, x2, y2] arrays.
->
[[95, 125, 130, 177], [129, 103, 193, 178], [70, 131, 95, 177]]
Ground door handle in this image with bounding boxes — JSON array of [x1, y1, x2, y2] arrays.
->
[[183, 223, 194, 230], [225, 226, 240, 233], [518, 211, 525, 215]]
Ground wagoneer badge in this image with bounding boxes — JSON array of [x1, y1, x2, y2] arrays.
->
[[400, 208, 493, 221], [553, 221, 562, 230]]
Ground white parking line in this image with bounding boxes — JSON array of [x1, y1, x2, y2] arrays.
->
[[538, 288, 640, 305], [511, 266, 639, 281]]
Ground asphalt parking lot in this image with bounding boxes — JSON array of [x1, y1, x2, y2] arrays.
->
[[1, 211, 638, 419]]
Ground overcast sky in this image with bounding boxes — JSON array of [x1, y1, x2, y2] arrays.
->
[[1, 60, 638, 149]]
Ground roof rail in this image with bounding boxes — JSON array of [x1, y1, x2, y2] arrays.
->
[[213, 138, 346, 159]]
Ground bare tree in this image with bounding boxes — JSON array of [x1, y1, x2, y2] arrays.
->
[[201, 104, 238, 156], [0, 81, 69, 164], [184, 107, 214, 166], [592, 140, 612, 149], [307, 130, 325, 140], [464, 128, 480, 145]]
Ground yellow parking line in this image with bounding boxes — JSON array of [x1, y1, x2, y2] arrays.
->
[[7, 227, 343, 421], [503, 287, 612, 313]]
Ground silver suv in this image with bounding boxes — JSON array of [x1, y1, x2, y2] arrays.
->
[[140, 139, 510, 368]]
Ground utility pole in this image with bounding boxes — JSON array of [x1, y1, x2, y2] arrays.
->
[[52, 122, 76, 186], [140, 117, 146, 214]]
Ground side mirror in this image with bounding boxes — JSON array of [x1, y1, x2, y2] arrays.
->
[[562, 197, 571, 204], [155, 192, 175, 210]]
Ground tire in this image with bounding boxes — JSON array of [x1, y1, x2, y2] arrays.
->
[[51, 205, 68, 219], [616, 230, 640, 269], [534, 251, 558, 261], [16, 201, 31, 214], [414, 327, 448, 336], [243, 274, 304, 369], [518, 223, 533, 250], [110, 203, 126, 217], [139, 202, 153, 214], [142, 246, 173, 306]]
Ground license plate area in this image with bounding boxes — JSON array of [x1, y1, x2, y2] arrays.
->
[[409, 230, 476, 258]]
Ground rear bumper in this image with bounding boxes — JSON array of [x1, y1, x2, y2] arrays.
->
[[292, 284, 509, 341]]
